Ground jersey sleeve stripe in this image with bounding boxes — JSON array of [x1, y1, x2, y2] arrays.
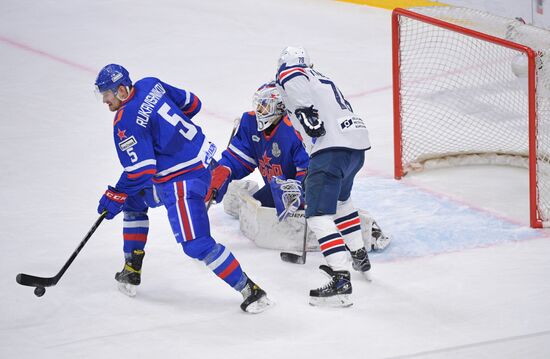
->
[[124, 159, 157, 172], [183, 94, 201, 117], [278, 67, 306, 79], [277, 67, 308, 83], [127, 168, 157, 179], [296, 170, 306, 178], [227, 148, 255, 173], [279, 71, 308, 88], [183, 92, 192, 107], [228, 144, 257, 166]]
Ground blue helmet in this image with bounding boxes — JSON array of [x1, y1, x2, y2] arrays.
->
[[95, 64, 132, 93]]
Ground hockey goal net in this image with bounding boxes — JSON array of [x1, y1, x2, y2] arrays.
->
[[392, 6, 550, 228]]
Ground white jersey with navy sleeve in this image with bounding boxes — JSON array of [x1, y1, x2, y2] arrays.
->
[[275, 65, 371, 156], [112, 77, 215, 196]]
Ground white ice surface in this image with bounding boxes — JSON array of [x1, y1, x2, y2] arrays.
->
[[2, 1, 550, 358]]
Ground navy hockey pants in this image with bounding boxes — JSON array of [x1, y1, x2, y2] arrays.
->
[[304, 148, 365, 218]]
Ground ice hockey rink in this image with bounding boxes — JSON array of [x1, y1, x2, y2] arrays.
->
[[2, 0, 550, 358]]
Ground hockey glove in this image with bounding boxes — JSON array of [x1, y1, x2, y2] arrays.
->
[[98, 186, 128, 220], [270, 176, 304, 222], [295, 106, 325, 138], [206, 165, 231, 203]]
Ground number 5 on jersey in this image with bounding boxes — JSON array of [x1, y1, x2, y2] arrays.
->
[[158, 103, 197, 140]]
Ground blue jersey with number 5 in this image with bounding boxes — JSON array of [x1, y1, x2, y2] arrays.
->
[[111, 77, 214, 196]]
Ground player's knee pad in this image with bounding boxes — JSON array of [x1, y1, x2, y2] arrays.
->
[[181, 236, 216, 260]]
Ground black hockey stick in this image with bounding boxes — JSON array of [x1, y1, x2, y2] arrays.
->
[[16, 211, 107, 297], [280, 218, 308, 264], [206, 189, 217, 210]]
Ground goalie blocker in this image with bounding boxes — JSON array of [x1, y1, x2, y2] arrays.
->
[[223, 180, 391, 252]]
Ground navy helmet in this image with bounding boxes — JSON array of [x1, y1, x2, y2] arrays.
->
[[95, 64, 132, 93]]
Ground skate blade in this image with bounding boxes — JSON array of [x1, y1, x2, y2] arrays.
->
[[309, 294, 353, 308], [117, 282, 137, 297], [244, 296, 275, 314]]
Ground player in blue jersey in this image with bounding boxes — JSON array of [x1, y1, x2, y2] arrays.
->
[[94, 64, 272, 313], [275, 47, 373, 307], [205, 82, 309, 220]]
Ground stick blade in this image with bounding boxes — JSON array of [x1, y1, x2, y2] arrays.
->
[[16, 273, 57, 288], [280, 252, 306, 264]]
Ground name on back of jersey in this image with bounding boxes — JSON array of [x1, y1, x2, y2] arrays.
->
[[137, 82, 166, 128]]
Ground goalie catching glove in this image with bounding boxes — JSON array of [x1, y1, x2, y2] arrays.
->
[[270, 176, 304, 221], [295, 105, 325, 138]]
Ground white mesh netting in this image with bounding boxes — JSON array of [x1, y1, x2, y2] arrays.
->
[[395, 6, 550, 225]]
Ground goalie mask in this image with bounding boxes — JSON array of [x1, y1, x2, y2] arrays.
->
[[253, 83, 285, 132], [277, 46, 312, 69]]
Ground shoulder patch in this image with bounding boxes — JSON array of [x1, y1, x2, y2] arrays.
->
[[119, 136, 137, 151]]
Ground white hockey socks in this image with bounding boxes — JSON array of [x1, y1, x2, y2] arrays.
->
[[334, 199, 364, 252], [307, 215, 348, 271]]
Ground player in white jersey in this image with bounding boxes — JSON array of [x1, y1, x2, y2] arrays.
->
[[275, 46, 372, 307]]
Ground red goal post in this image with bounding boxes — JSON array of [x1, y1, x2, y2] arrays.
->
[[391, 7, 549, 228]]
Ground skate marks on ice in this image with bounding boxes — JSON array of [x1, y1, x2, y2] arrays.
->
[[350, 177, 542, 262]]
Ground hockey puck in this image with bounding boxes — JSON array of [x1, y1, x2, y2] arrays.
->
[[34, 287, 46, 297]]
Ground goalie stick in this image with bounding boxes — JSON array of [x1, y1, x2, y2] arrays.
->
[[16, 211, 107, 297], [280, 217, 308, 264]]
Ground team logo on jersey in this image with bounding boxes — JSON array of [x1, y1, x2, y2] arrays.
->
[[119, 136, 137, 151], [117, 128, 127, 140], [259, 152, 282, 182], [272, 142, 281, 158], [340, 117, 366, 131], [252, 135, 260, 142]]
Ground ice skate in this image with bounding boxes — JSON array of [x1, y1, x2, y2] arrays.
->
[[115, 249, 144, 297], [309, 265, 352, 308], [240, 276, 274, 314]]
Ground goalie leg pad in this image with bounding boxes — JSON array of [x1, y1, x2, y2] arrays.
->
[[223, 180, 260, 218], [237, 189, 318, 251]]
